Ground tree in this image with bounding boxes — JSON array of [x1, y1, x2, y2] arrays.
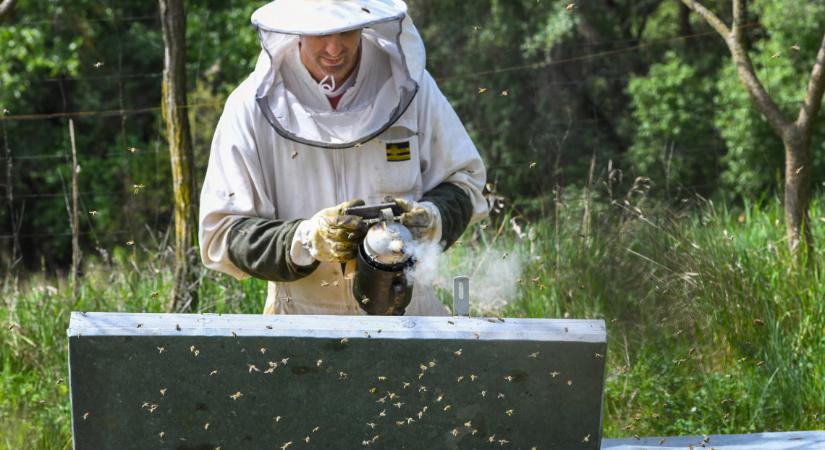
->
[[0, 0, 14, 18], [681, 0, 825, 255], [160, 0, 198, 310]]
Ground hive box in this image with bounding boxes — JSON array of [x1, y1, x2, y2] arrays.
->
[[68, 312, 606, 449]]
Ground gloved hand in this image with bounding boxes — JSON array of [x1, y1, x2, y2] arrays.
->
[[393, 198, 442, 244], [294, 199, 368, 263]]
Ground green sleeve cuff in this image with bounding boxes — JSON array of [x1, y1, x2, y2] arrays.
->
[[420, 183, 473, 250], [226, 218, 320, 282]]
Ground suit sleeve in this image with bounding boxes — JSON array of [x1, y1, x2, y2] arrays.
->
[[416, 72, 489, 248], [198, 81, 317, 281]]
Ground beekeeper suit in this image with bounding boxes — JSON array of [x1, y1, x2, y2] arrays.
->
[[199, 0, 488, 315]]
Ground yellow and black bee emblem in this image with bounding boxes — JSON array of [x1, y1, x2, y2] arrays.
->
[[385, 141, 411, 162]]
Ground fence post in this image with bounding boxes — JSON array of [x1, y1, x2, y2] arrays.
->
[[68, 119, 81, 300]]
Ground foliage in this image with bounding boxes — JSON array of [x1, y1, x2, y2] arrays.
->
[[712, 0, 825, 197], [627, 51, 720, 195]]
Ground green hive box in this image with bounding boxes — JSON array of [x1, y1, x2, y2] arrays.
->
[[68, 313, 607, 449]]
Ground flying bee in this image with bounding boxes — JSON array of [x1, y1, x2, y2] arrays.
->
[[82, 412, 90, 420], [367, 422, 376, 429], [470, 374, 477, 382], [481, 390, 487, 397], [280, 441, 292, 450], [402, 382, 410, 389], [260, 348, 267, 354], [204, 422, 210, 430], [550, 371, 560, 378], [313, 426, 320, 433], [505, 409, 514, 416], [464, 420, 472, 428], [504, 375, 513, 382], [379, 409, 386, 417], [281, 357, 290, 365], [159, 388, 167, 396], [451, 428, 459, 437], [316, 359, 323, 367], [304, 436, 310, 444], [248, 364, 260, 373], [377, 376, 387, 381], [339, 371, 348, 380], [456, 376, 464, 383], [443, 404, 451, 412], [453, 349, 462, 356], [157, 346, 165, 354], [394, 402, 404, 408], [230, 391, 242, 400], [528, 352, 539, 358]]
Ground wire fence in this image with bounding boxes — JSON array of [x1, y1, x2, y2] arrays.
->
[[0, 7, 802, 273]]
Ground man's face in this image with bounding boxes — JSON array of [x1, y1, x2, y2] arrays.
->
[[299, 29, 362, 83]]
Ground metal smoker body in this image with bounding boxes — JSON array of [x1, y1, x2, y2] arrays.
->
[[346, 203, 414, 315]]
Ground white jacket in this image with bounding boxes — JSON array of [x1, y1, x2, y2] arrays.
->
[[199, 13, 488, 315]]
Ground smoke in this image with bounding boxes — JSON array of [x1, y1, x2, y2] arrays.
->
[[404, 238, 527, 315]]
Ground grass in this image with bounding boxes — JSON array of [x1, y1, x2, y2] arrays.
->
[[2, 192, 825, 448]]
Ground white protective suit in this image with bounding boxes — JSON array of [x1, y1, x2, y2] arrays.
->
[[199, 0, 488, 315]]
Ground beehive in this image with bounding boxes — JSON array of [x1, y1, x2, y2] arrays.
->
[[68, 312, 606, 449]]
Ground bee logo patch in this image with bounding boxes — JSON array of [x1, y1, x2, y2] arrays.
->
[[385, 141, 411, 162]]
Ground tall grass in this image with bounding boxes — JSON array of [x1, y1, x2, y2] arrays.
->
[[2, 192, 824, 448]]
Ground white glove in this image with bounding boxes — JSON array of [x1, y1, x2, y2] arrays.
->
[[291, 199, 367, 264], [394, 198, 442, 244]]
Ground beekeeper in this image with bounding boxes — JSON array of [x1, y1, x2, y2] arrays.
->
[[199, 0, 488, 315]]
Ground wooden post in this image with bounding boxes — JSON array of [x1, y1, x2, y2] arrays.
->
[[1, 112, 21, 278], [69, 119, 81, 299], [160, 0, 199, 311]]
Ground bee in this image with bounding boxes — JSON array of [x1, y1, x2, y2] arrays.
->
[[281, 357, 290, 365], [528, 352, 539, 358], [376, 396, 386, 404], [126, 240, 135, 246], [313, 426, 320, 433], [488, 434, 496, 443], [529, 162, 537, 169], [82, 412, 90, 420], [274, 416, 282, 422], [157, 346, 166, 354], [93, 61, 104, 68], [320, 280, 330, 287], [369, 387, 378, 394], [379, 409, 386, 417], [419, 364, 428, 371], [417, 410, 424, 419], [470, 374, 477, 382], [456, 376, 464, 383], [290, 151, 298, 159], [393, 402, 404, 409], [504, 375, 513, 382], [361, 297, 370, 304], [367, 422, 376, 429], [505, 409, 514, 416], [567, 380, 573, 386], [304, 436, 310, 444], [550, 371, 560, 378], [377, 376, 387, 381], [565, 3, 576, 12], [402, 382, 410, 389], [280, 441, 292, 450], [230, 391, 243, 400], [204, 422, 210, 430], [498, 439, 510, 445], [582, 434, 591, 443], [158, 431, 165, 440], [418, 386, 427, 393], [428, 361, 436, 368], [497, 393, 505, 399], [435, 394, 443, 402], [89, 210, 98, 216], [190, 346, 200, 357], [248, 364, 260, 373], [481, 390, 487, 397], [339, 371, 348, 380], [472, 429, 478, 435], [387, 392, 397, 400], [260, 348, 267, 354], [443, 404, 451, 412], [450, 428, 459, 437], [405, 417, 414, 424], [500, 90, 509, 97], [464, 420, 472, 428], [595, 353, 604, 358], [128, 147, 138, 154], [478, 87, 488, 95], [316, 359, 323, 367], [453, 349, 462, 356], [159, 388, 167, 396]]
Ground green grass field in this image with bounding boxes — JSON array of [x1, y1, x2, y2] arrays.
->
[[2, 194, 824, 449]]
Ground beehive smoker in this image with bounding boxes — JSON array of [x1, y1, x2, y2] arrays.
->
[[345, 203, 414, 315]]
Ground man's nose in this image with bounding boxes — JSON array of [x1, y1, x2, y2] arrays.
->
[[324, 35, 344, 56]]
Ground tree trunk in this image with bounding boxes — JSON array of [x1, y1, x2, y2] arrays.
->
[[160, 0, 198, 311], [783, 127, 813, 254]]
